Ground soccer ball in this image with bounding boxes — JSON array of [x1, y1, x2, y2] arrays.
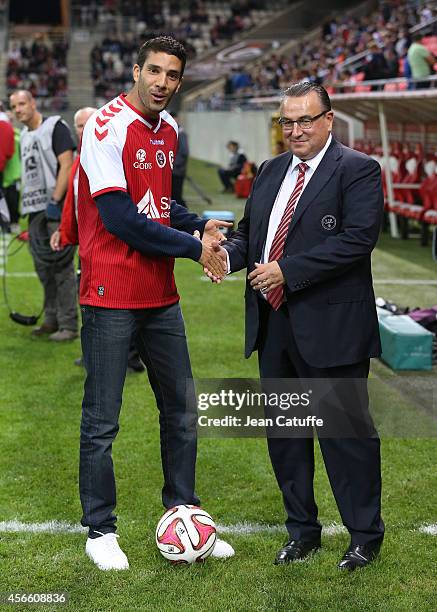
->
[[156, 504, 217, 564]]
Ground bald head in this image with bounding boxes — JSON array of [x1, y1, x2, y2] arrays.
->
[[74, 107, 97, 141], [9, 89, 39, 128]]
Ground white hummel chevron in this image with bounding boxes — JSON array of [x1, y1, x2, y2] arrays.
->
[[137, 189, 160, 219]]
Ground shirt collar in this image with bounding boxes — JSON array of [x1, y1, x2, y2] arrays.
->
[[290, 133, 333, 173]]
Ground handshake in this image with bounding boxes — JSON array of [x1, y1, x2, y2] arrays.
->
[[194, 219, 230, 283]]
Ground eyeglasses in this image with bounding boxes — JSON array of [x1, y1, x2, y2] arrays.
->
[[277, 110, 329, 130]]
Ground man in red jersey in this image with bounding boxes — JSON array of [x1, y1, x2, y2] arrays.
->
[[78, 36, 232, 571]]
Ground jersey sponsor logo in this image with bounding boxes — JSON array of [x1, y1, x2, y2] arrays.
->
[[136, 149, 146, 162], [137, 190, 171, 219], [169, 150, 174, 170], [156, 150, 166, 168], [150, 138, 164, 145], [137, 189, 160, 219], [133, 148, 152, 169]]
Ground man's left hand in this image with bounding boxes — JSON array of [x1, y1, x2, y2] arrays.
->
[[248, 261, 285, 292]]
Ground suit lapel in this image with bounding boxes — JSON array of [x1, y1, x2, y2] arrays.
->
[[255, 152, 291, 257], [285, 138, 342, 238]]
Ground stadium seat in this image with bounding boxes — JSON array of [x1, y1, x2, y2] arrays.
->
[[234, 161, 257, 198]]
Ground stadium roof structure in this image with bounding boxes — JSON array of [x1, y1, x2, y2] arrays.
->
[[330, 89, 437, 124], [331, 88, 437, 238]]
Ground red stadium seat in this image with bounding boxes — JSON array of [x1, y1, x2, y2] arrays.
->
[[355, 84, 372, 93], [234, 161, 257, 198]]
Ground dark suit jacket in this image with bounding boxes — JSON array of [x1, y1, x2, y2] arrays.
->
[[224, 138, 384, 368]]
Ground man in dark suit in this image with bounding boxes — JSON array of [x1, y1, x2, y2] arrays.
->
[[216, 82, 385, 570]]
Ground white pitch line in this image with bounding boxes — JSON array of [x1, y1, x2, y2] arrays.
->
[[418, 524, 437, 535], [0, 520, 345, 536], [216, 522, 346, 536], [1, 520, 435, 536], [0, 520, 86, 534], [0, 271, 37, 277], [374, 280, 437, 285], [199, 277, 437, 285]]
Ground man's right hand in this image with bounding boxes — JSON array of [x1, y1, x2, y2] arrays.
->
[[198, 240, 227, 282], [50, 229, 62, 251]]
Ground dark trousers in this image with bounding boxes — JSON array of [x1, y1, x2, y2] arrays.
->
[[218, 168, 238, 190], [4, 184, 20, 224], [79, 303, 199, 534], [28, 218, 78, 331], [257, 300, 384, 546], [171, 174, 187, 207]]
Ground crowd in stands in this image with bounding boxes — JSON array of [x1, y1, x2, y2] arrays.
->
[[6, 34, 69, 110], [88, 0, 275, 102], [212, 0, 437, 106]]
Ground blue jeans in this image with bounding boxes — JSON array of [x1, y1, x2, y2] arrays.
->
[[79, 303, 200, 534]]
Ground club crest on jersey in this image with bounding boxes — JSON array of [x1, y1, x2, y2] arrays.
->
[[156, 150, 166, 168], [169, 150, 174, 170], [137, 189, 160, 219], [134, 148, 152, 170]]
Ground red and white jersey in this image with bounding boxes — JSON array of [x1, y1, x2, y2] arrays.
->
[[78, 94, 180, 308]]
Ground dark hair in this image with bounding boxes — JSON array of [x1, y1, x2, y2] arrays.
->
[[137, 36, 187, 77], [282, 82, 331, 112], [228, 140, 239, 147]]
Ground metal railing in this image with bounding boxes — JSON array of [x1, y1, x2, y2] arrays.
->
[[184, 75, 437, 111]]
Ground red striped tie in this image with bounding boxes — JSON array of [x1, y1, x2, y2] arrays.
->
[[267, 162, 308, 310]]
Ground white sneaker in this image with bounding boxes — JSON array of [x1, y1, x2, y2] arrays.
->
[[210, 538, 235, 559], [85, 533, 129, 570]]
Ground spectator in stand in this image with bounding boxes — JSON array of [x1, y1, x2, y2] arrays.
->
[[6, 35, 69, 110], [206, 0, 433, 108], [363, 41, 389, 84], [384, 47, 400, 79], [171, 112, 189, 208], [217, 141, 247, 193], [407, 32, 436, 88], [231, 66, 253, 91], [89, 1, 266, 98]]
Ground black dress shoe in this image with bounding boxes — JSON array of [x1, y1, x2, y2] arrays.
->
[[274, 539, 321, 565], [338, 541, 382, 570]]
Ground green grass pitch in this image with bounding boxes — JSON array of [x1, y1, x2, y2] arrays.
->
[[0, 159, 436, 611]]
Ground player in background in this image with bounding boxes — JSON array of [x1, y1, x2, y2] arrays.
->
[[50, 107, 97, 251], [77, 36, 233, 571]]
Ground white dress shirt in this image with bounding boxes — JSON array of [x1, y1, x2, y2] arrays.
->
[[262, 133, 332, 263], [224, 133, 332, 278]]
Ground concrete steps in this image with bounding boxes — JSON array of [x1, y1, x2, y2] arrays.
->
[[66, 29, 95, 115]]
